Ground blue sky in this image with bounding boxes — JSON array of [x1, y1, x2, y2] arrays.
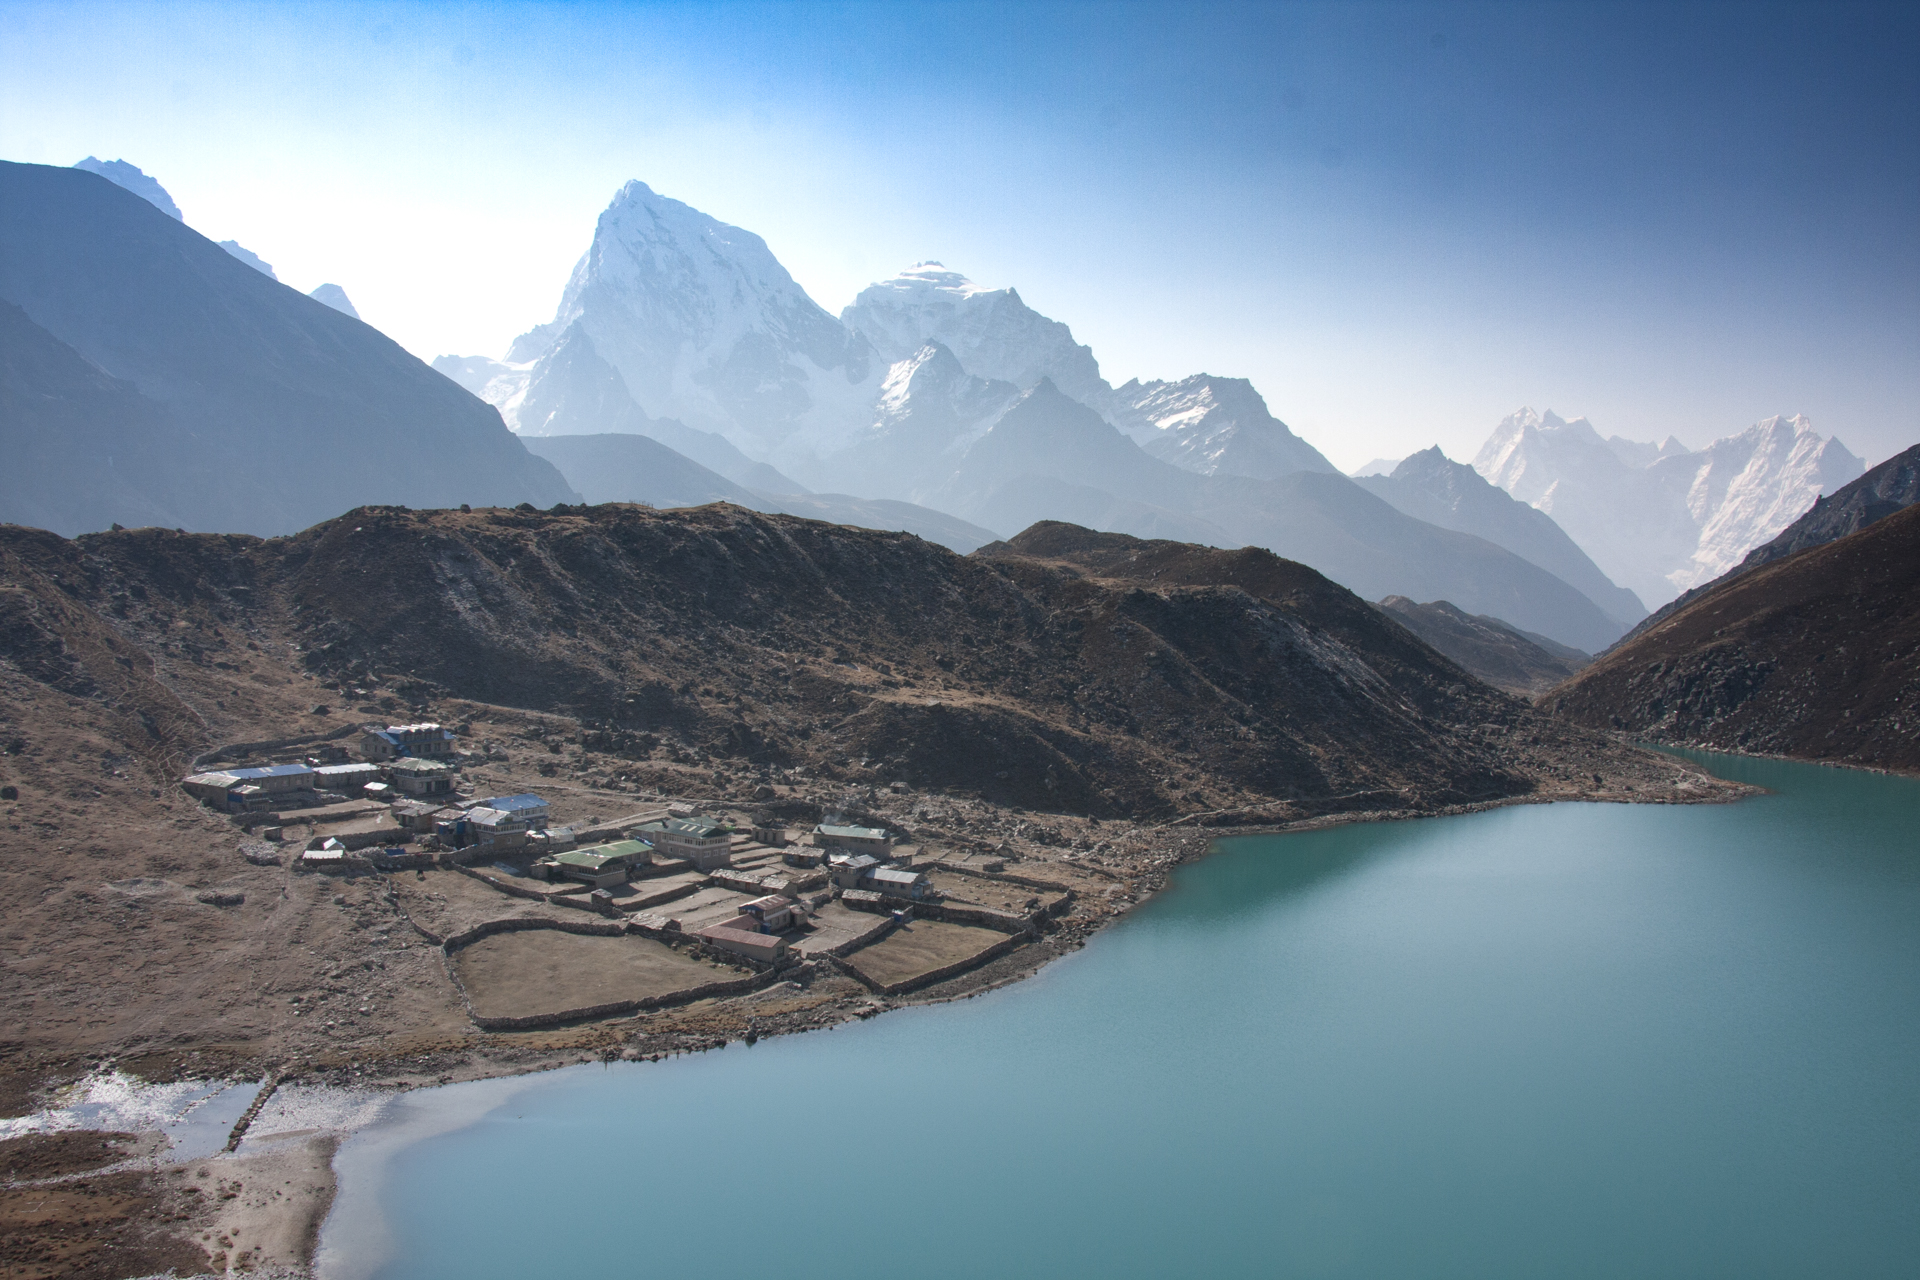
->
[[1, 0, 1915, 469]]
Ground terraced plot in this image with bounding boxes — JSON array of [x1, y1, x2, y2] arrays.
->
[[843, 919, 1017, 992], [453, 930, 738, 1022]]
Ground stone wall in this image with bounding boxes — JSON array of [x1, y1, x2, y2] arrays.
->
[[927, 860, 1073, 894], [833, 931, 1028, 997], [438, 916, 796, 1030], [839, 888, 1067, 935]]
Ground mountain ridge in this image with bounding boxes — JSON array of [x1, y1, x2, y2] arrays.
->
[[0, 161, 577, 535], [1356, 446, 1645, 629]]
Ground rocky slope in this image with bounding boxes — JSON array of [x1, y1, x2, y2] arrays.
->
[[0, 504, 1721, 829], [1543, 504, 1920, 771], [0, 161, 577, 537], [1376, 597, 1588, 697], [1474, 407, 1863, 605]]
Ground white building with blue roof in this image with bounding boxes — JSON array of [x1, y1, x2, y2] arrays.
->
[[360, 722, 456, 760], [473, 793, 550, 829]]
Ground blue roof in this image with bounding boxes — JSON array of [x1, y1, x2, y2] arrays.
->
[[228, 764, 314, 780], [483, 793, 548, 812]]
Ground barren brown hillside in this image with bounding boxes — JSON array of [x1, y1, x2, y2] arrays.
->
[[1544, 504, 1920, 771]]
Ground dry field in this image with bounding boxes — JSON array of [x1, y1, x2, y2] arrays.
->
[[843, 918, 1016, 991], [452, 930, 738, 1022]]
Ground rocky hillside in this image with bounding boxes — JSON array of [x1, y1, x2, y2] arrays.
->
[[0, 505, 1714, 826], [0, 503, 1741, 1121], [1375, 597, 1588, 697], [1543, 504, 1920, 771]]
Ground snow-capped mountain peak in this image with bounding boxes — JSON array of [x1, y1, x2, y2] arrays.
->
[[842, 263, 1109, 403], [1103, 373, 1337, 478], [1672, 414, 1863, 589], [1470, 406, 1865, 603], [505, 179, 876, 457], [867, 262, 998, 302]]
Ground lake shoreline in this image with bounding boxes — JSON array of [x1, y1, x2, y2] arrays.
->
[[315, 747, 1913, 1280], [0, 739, 1752, 1278]]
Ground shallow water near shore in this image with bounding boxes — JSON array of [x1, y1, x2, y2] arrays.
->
[[322, 751, 1920, 1279]]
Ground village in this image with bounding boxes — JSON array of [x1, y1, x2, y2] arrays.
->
[[178, 719, 1098, 1032]]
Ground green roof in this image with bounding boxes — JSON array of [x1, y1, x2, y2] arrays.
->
[[551, 850, 623, 870], [575, 839, 649, 860]]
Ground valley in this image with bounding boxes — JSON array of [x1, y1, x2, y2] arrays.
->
[[0, 504, 1743, 1113]]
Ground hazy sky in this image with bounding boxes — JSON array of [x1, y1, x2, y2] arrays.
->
[[2, 0, 1915, 470]]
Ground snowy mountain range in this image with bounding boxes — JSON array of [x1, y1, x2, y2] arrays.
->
[[433, 178, 1663, 651], [1474, 408, 1864, 606], [30, 156, 1866, 659]]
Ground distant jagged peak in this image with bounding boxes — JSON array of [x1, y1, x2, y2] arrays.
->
[[1115, 371, 1271, 421], [1473, 406, 1615, 483], [842, 262, 1108, 402], [1495, 405, 1602, 439], [878, 340, 969, 406], [1684, 413, 1861, 480], [556, 178, 828, 335], [308, 283, 359, 320], [218, 241, 278, 281], [504, 177, 871, 446], [1106, 372, 1337, 478], [1390, 444, 1461, 476], [72, 157, 181, 220], [875, 340, 1019, 413]]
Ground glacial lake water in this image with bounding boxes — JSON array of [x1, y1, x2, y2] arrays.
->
[[323, 751, 1920, 1279]]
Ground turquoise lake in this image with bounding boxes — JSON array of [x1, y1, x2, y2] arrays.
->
[[326, 751, 1920, 1279]]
